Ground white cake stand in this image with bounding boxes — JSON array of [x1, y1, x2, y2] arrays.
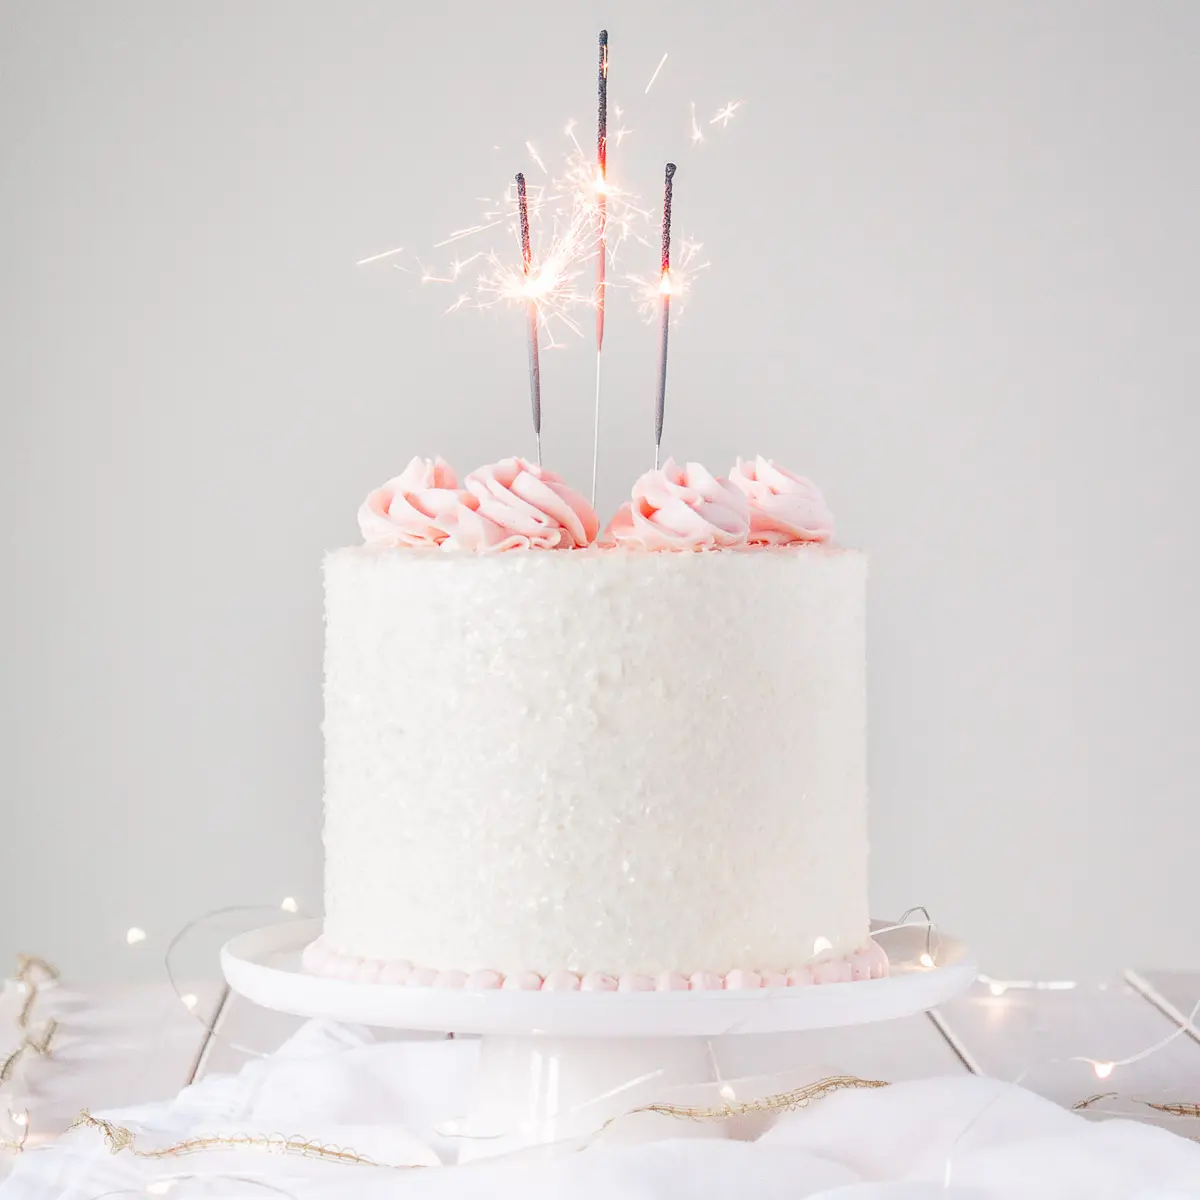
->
[[222, 918, 975, 1160]]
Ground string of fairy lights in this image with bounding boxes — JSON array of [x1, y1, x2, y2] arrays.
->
[[0, 909, 1196, 1197]]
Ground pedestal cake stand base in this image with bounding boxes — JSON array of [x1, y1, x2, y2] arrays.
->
[[222, 918, 975, 1160]]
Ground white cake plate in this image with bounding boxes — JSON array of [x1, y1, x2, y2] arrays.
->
[[222, 918, 975, 1160]]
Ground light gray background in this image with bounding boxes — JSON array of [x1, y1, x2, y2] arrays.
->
[[2, 1, 1197, 981]]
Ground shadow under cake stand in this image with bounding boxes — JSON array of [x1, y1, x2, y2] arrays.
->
[[222, 918, 975, 1160]]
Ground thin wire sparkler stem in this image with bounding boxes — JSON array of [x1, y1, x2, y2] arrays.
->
[[516, 172, 542, 465], [592, 351, 602, 502], [654, 162, 677, 467], [592, 29, 609, 505]]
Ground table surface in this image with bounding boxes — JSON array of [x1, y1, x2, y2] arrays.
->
[[3, 969, 1199, 1157]]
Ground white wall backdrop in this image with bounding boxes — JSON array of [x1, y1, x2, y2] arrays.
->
[[2, 0, 1198, 980]]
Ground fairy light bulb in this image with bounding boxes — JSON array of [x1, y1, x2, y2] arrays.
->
[[125, 927, 147, 946], [919, 952, 935, 969], [180, 993, 198, 1011], [10, 1110, 28, 1128], [812, 936, 832, 956], [280, 896, 299, 914], [1093, 1061, 1115, 1080]]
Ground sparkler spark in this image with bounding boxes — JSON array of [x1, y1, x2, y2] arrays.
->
[[710, 99, 744, 127], [355, 245, 404, 266], [356, 39, 730, 356], [525, 141, 548, 173], [644, 52, 668, 94], [626, 236, 708, 322]]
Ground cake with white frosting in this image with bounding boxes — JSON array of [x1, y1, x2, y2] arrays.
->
[[302, 455, 886, 991]]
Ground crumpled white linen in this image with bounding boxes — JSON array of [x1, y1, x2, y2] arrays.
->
[[2, 1019, 1198, 1199]]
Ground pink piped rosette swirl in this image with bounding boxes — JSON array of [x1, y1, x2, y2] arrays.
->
[[358, 456, 468, 547], [606, 458, 751, 551], [728, 456, 835, 545], [458, 457, 598, 550], [359, 456, 598, 551]]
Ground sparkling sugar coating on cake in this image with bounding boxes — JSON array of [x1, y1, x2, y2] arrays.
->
[[321, 545, 869, 977]]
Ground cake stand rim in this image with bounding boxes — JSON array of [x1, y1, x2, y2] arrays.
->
[[220, 918, 977, 1037]]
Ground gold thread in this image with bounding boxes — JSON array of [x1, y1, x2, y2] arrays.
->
[[69, 1110, 419, 1169], [2, 954, 61, 1154], [68, 1076, 890, 1166], [600, 1074, 889, 1130]]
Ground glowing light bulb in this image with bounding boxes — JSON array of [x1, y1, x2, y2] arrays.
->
[[718, 1084, 737, 1102], [919, 952, 935, 969], [10, 1111, 28, 1128], [1093, 1061, 1115, 1080], [988, 981, 1007, 996], [126, 927, 147, 946], [812, 936, 832, 956], [180, 993, 198, 1011], [280, 896, 298, 914]]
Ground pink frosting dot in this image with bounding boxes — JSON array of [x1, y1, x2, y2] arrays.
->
[[864, 941, 890, 979], [331, 954, 364, 981], [787, 966, 815, 988], [690, 971, 724, 991], [465, 969, 503, 991], [848, 953, 873, 982], [725, 969, 763, 991], [812, 961, 844, 985], [301, 939, 330, 974], [760, 969, 788, 990], [581, 972, 619, 992], [406, 966, 439, 988], [433, 969, 468, 989], [617, 973, 655, 992], [501, 970, 544, 991], [657, 971, 691, 991], [357, 959, 384, 984], [543, 970, 581, 992], [379, 959, 413, 986]]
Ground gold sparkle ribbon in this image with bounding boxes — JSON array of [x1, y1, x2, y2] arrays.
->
[[1, 955, 60, 1154], [69, 1075, 890, 1169]]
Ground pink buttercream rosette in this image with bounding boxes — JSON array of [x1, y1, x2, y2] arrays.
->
[[606, 458, 750, 551], [358, 456, 467, 547], [728, 456, 835, 545], [458, 457, 598, 550], [359, 456, 599, 552]]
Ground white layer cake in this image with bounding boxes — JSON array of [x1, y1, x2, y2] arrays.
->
[[315, 544, 870, 983]]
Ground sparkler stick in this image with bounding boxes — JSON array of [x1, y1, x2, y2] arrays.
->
[[592, 29, 609, 506], [654, 162, 677, 469], [515, 171, 542, 465]]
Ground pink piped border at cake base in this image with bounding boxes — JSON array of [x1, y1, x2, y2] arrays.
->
[[300, 936, 890, 991]]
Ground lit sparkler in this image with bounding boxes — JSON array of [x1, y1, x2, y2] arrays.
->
[[515, 172, 542, 464], [355, 37, 738, 381], [654, 162, 677, 470], [592, 29, 609, 505]]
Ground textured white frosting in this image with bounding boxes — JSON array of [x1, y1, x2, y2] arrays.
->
[[321, 545, 869, 977]]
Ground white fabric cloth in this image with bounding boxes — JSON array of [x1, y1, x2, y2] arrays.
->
[[2, 1020, 1198, 1198]]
